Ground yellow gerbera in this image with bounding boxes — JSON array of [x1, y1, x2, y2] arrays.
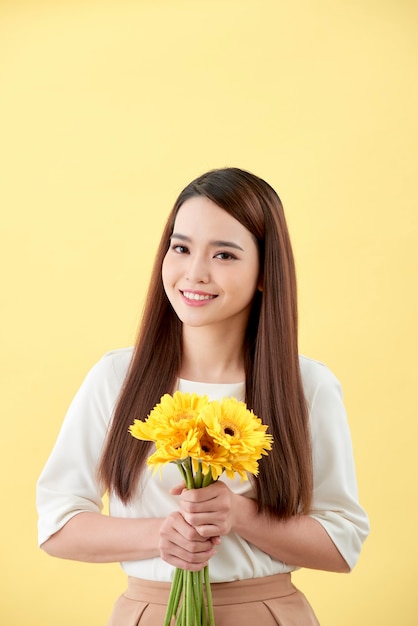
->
[[200, 397, 273, 476], [147, 429, 202, 469], [223, 455, 261, 480], [190, 430, 232, 481], [129, 391, 209, 444]]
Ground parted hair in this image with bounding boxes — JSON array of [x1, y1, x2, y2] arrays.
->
[[98, 167, 312, 518]]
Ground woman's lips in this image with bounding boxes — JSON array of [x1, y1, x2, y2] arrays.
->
[[180, 290, 218, 303]]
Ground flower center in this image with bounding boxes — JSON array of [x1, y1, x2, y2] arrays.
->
[[222, 422, 239, 438], [174, 410, 196, 421]]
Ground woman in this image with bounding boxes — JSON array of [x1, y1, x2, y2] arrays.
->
[[37, 167, 369, 625]]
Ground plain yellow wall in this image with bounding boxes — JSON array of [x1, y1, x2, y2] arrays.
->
[[1, 0, 417, 624]]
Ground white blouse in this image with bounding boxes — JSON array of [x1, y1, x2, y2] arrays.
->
[[36, 348, 369, 582]]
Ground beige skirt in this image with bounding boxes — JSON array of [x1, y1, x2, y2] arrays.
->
[[107, 573, 320, 625]]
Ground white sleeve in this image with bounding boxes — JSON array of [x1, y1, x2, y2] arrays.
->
[[303, 359, 370, 570], [36, 350, 129, 546]]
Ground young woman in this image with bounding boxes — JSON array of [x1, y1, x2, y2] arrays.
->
[[37, 167, 369, 625]]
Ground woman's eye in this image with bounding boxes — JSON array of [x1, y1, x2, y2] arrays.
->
[[172, 244, 189, 254], [215, 252, 236, 260]]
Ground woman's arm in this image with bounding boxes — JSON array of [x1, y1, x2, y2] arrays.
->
[[41, 510, 218, 570], [176, 482, 350, 573], [173, 363, 369, 574], [231, 492, 350, 572], [41, 512, 162, 562]]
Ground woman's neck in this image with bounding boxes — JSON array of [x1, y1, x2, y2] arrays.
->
[[179, 325, 246, 384]]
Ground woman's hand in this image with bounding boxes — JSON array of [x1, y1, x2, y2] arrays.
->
[[159, 510, 218, 571], [174, 481, 236, 539], [159, 481, 235, 570]]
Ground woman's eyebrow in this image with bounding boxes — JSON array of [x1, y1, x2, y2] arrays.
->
[[211, 240, 244, 251], [171, 232, 244, 251]]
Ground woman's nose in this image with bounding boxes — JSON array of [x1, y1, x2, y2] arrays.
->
[[185, 255, 210, 283]]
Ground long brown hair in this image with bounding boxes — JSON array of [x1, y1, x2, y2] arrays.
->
[[98, 168, 312, 518]]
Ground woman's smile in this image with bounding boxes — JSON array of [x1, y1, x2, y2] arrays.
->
[[180, 290, 218, 304]]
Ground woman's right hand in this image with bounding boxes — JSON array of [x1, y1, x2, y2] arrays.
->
[[159, 511, 218, 571]]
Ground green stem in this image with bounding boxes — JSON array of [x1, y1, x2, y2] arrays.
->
[[175, 602, 184, 626], [164, 567, 183, 626], [183, 457, 195, 490], [194, 460, 203, 488], [172, 568, 184, 619], [202, 469, 215, 488], [198, 569, 207, 626], [176, 461, 189, 485], [191, 570, 201, 624], [204, 565, 215, 626], [185, 570, 193, 626]]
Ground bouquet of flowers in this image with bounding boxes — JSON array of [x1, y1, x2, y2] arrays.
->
[[129, 391, 273, 626]]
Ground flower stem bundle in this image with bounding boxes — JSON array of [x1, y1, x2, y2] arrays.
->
[[129, 392, 273, 625]]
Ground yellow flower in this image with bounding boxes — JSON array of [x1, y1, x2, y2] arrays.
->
[[223, 455, 261, 480], [191, 430, 232, 481], [129, 391, 209, 444], [147, 429, 202, 468], [200, 397, 273, 478]]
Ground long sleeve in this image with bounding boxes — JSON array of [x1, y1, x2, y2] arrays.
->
[[300, 356, 370, 570], [36, 349, 132, 546]]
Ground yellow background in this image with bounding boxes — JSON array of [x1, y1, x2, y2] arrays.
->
[[1, 0, 417, 624]]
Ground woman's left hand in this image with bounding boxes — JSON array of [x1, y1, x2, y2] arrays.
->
[[171, 481, 236, 539]]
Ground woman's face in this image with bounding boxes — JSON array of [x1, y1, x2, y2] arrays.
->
[[162, 195, 260, 334]]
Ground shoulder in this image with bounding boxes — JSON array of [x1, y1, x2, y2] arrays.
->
[[97, 347, 134, 382], [299, 354, 340, 389], [57, 348, 135, 429], [298, 354, 344, 415], [299, 356, 350, 440], [77, 347, 134, 400]]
